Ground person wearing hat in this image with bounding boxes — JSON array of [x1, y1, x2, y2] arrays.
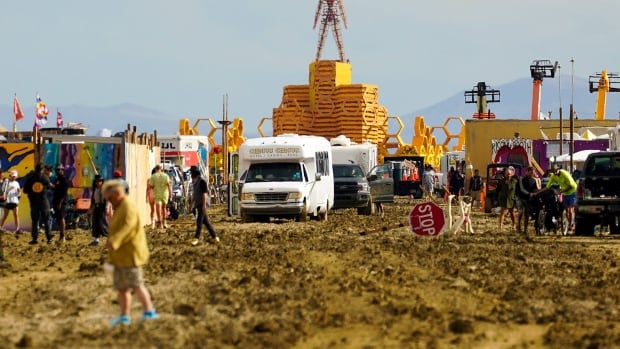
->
[[52, 165, 71, 242], [113, 169, 129, 194], [0, 170, 21, 236], [538, 164, 578, 234], [148, 164, 172, 229], [23, 163, 53, 244], [189, 166, 219, 245]]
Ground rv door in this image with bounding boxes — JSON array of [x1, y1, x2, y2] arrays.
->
[[228, 152, 240, 216]]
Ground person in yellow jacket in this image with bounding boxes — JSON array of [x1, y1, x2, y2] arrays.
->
[[103, 179, 159, 327]]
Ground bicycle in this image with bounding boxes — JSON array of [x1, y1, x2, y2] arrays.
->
[[65, 198, 92, 231]]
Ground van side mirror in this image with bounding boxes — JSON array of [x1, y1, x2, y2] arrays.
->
[[368, 174, 378, 181], [315, 173, 322, 181]]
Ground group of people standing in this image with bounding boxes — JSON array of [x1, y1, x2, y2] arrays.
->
[[0, 163, 71, 245], [496, 164, 577, 235]]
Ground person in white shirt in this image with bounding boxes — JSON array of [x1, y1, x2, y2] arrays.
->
[[1, 170, 21, 235]]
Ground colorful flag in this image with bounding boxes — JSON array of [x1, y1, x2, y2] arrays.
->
[[13, 95, 25, 122], [35, 94, 49, 129], [57, 109, 64, 128]]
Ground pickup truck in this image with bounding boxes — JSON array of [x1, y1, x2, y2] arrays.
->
[[382, 156, 424, 198], [332, 164, 374, 215], [576, 151, 620, 235]]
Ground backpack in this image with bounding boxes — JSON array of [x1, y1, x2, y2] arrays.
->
[[0, 178, 8, 202]]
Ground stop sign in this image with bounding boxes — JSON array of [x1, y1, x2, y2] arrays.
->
[[409, 202, 445, 236]]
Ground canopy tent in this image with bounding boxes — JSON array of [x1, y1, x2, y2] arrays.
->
[[553, 149, 601, 163], [581, 129, 597, 140]]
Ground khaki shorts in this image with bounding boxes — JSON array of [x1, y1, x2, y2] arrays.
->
[[470, 190, 481, 201], [113, 266, 145, 290]]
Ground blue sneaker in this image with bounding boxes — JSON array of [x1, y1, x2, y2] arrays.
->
[[140, 309, 160, 322], [109, 314, 131, 328]]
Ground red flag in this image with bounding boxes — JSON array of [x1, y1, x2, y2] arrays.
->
[[57, 110, 64, 128], [13, 95, 25, 121]]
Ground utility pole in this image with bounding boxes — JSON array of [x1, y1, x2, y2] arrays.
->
[[218, 94, 232, 187], [558, 64, 563, 156], [569, 57, 575, 172]]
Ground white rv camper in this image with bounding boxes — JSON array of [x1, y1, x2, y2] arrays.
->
[[329, 135, 378, 174], [238, 134, 334, 222]]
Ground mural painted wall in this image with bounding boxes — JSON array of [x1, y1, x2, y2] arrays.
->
[[0, 143, 36, 231], [0, 138, 158, 232], [43, 143, 118, 199]]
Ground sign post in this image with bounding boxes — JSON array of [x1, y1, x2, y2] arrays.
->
[[409, 201, 445, 236]]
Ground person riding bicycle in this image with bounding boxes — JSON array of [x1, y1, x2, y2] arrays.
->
[[537, 164, 577, 234]]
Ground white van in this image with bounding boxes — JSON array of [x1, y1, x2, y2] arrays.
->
[[238, 134, 334, 222]]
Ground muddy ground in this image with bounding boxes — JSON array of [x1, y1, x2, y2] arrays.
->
[[1, 197, 620, 349]]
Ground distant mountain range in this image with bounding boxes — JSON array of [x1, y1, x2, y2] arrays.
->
[[401, 75, 620, 141], [0, 103, 179, 136], [2, 75, 618, 140]]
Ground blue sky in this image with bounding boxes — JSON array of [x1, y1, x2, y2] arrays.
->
[[1, 0, 619, 134]]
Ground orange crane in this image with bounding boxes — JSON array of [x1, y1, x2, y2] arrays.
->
[[313, 0, 348, 62], [589, 70, 620, 120], [464, 82, 500, 119], [529, 60, 558, 120]]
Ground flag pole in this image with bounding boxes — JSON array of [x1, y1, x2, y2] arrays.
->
[[13, 94, 16, 133]]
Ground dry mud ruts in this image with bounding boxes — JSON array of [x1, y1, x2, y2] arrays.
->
[[1, 197, 620, 349]]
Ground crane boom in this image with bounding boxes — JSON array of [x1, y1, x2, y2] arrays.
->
[[529, 60, 558, 120], [589, 70, 620, 120]]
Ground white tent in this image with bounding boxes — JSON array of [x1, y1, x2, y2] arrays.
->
[[553, 149, 601, 162]]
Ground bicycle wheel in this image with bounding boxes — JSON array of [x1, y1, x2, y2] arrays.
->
[[536, 211, 546, 236], [76, 214, 92, 230], [561, 210, 571, 236]]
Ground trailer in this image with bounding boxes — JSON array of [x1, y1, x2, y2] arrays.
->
[[158, 135, 209, 174], [329, 135, 378, 174]]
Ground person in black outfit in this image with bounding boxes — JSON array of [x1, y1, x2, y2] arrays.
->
[[468, 169, 483, 209], [52, 165, 70, 242], [189, 166, 219, 246], [89, 175, 109, 246], [23, 163, 52, 244], [449, 168, 465, 202], [516, 166, 540, 235]]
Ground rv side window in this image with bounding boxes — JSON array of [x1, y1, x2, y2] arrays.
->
[[315, 151, 330, 176]]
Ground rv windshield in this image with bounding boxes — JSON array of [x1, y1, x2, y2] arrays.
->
[[246, 163, 302, 183]]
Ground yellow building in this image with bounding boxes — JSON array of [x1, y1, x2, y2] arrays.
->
[[465, 118, 618, 178]]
